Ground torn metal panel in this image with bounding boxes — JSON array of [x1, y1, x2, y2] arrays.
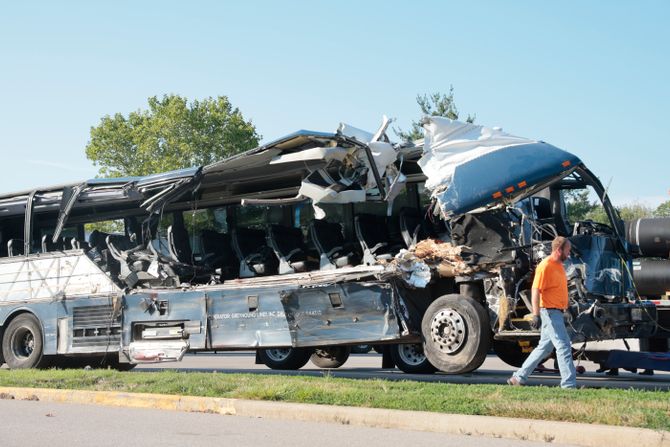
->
[[52, 183, 86, 242], [208, 264, 390, 290], [337, 123, 375, 144], [298, 169, 366, 219], [269, 146, 349, 164], [419, 117, 581, 217], [0, 251, 121, 303]]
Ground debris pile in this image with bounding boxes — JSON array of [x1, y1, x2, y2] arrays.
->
[[392, 238, 477, 287]]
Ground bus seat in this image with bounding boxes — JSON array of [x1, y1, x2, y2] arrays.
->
[[41, 234, 64, 253], [308, 220, 358, 270], [7, 239, 23, 257], [399, 208, 428, 249], [267, 224, 317, 274], [230, 227, 277, 278], [354, 214, 402, 265], [201, 229, 236, 279], [167, 225, 193, 264]]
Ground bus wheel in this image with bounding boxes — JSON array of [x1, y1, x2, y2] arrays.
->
[[390, 343, 437, 374], [421, 294, 491, 374], [0, 328, 5, 366], [2, 314, 48, 369], [258, 348, 312, 370], [310, 346, 351, 369]]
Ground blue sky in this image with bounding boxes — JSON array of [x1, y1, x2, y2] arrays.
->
[[0, 1, 668, 207]]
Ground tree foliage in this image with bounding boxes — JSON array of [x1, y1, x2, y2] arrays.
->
[[616, 202, 654, 221], [564, 190, 596, 222], [565, 189, 655, 225], [395, 86, 475, 142], [654, 200, 670, 218], [86, 94, 260, 177]]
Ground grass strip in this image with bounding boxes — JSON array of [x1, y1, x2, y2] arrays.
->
[[0, 369, 668, 431]]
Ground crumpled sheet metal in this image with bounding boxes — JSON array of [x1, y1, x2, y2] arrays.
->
[[418, 116, 580, 217], [419, 117, 535, 192], [299, 119, 405, 219]]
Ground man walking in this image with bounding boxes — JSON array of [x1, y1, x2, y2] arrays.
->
[[508, 236, 577, 389]]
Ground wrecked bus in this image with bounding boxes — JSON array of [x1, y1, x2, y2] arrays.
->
[[0, 116, 659, 373]]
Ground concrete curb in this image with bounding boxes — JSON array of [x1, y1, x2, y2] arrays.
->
[[0, 386, 667, 447]]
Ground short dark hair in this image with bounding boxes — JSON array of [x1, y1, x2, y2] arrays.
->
[[551, 236, 569, 252]]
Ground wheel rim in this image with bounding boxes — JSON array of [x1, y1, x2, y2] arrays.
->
[[430, 308, 466, 354], [397, 344, 427, 366], [12, 328, 35, 359], [265, 348, 291, 362]]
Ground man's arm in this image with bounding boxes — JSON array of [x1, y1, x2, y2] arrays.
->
[[530, 287, 541, 330], [531, 287, 541, 316]]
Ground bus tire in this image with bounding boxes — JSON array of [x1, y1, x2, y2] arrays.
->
[[0, 327, 5, 366], [390, 343, 437, 374], [421, 294, 491, 374], [310, 346, 351, 369], [258, 347, 312, 370], [2, 314, 49, 369]]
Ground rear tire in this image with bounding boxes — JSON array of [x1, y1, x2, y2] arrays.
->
[[2, 314, 49, 369], [310, 346, 351, 368], [0, 328, 5, 366], [421, 294, 491, 374], [258, 347, 312, 370], [390, 343, 437, 374]]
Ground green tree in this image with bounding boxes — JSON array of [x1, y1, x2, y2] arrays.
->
[[654, 200, 670, 217], [616, 202, 653, 221], [564, 190, 597, 222], [584, 205, 609, 225], [86, 94, 260, 177], [395, 86, 475, 142]]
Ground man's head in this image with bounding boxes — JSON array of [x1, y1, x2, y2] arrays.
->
[[551, 236, 571, 262]]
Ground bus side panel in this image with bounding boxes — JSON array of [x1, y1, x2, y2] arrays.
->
[[121, 290, 208, 351], [284, 281, 402, 347], [208, 286, 292, 349]]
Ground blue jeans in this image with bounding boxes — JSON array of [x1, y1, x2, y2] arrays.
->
[[513, 308, 577, 389]]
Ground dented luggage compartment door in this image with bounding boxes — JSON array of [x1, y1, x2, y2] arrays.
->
[[282, 281, 402, 347]]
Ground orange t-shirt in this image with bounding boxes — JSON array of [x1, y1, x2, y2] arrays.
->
[[532, 257, 568, 310]]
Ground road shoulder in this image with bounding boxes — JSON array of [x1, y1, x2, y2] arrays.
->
[[0, 386, 666, 447]]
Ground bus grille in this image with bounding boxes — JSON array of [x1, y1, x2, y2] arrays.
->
[[72, 305, 121, 347]]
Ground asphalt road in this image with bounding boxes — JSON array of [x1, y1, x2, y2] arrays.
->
[[135, 352, 670, 391], [0, 399, 579, 447]]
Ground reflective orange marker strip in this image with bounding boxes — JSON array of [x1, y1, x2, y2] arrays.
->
[[562, 160, 571, 167], [505, 186, 515, 193], [492, 191, 503, 199], [518, 180, 527, 188]]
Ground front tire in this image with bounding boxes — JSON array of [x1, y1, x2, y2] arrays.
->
[[390, 343, 437, 374], [2, 314, 49, 369], [310, 346, 351, 368], [258, 347, 312, 370], [421, 294, 491, 374]]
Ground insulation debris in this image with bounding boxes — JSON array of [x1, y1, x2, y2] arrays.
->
[[391, 239, 479, 287]]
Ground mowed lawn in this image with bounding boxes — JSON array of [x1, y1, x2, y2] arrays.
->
[[0, 369, 668, 431]]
